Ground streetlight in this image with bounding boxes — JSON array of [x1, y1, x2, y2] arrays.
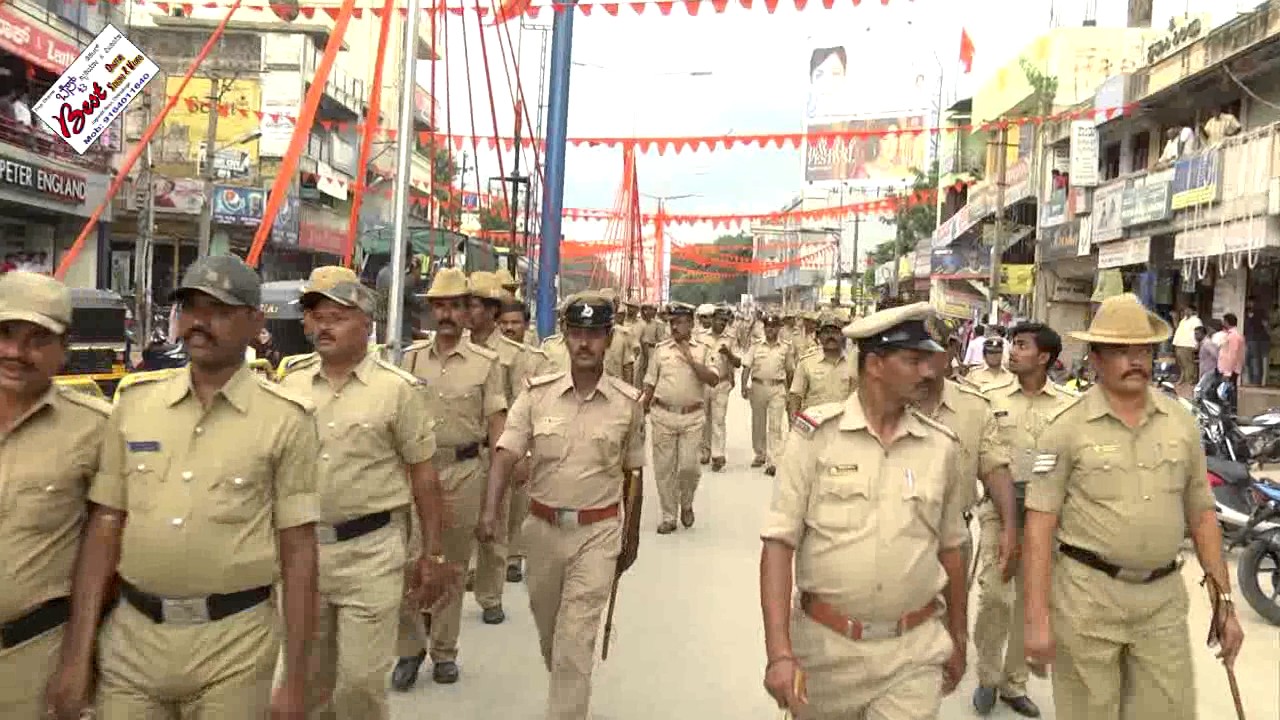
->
[[641, 192, 700, 304], [196, 129, 264, 258]]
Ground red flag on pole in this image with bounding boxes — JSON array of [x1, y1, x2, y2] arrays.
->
[[959, 28, 975, 74]]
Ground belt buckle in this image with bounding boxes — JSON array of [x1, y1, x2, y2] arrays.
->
[[316, 524, 338, 545], [161, 597, 211, 625], [1113, 567, 1149, 583], [554, 508, 580, 529], [858, 620, 898, 641]]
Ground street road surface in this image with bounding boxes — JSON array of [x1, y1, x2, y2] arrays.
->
[[391, 394, 1280, 719]]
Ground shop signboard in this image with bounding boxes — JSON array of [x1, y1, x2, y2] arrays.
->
[[1091, 180, 1125, 242], [1120, 169, 1173, 226], [0, 8, 80, 73], [1039, 219, 1080, 261], [152, 177, 203, 214], [1069, 121, 1100, 187], [0, 152, 86, 204], [299, 206, 347, 255], [1170, 150, 1221, 210], [999, 264, 1034, 295], [1040, 188, 1068, 228], [211, 185, 265, 226], [929, 278, 986, 320], [930, 244, 989, 279], [1097, 236, 1151, 269], [270, 194, 300, 246], [1051, 277, 1093, 303]]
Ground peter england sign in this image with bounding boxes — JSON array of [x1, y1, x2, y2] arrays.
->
[[0, 154, 86, 204]]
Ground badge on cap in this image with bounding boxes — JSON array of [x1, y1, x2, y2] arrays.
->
[[581, 305, 594, 318]]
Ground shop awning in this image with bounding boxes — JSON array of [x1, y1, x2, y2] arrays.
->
[[359, 227, 469, 257]]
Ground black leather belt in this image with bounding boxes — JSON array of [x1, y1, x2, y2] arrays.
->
[[1, 596, 70, 649], [1059, 543, 1181, 584], [120, 579, 271, 625], [440, 442, 482, 462], [317, 510, 392, 545]]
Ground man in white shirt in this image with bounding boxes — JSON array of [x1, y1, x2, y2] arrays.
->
[[963, 323, 988, 367], [1172, 307, 1202, 386]]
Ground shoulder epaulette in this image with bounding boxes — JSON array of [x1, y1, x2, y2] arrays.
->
[[791, 401, 844, 437], [114, 369, 177, 398], [56, 385, 112, 416], [607, 375, 642, 401], [403, 339, 432, 354], [953, 380, 993, 403], [525, 371, 565, 389], [913, 410, 961, 442], [498, 334, 527, 352], [254, 375, 316, 413], [979, 376, 1016, 394], [1048, 393, 1086, 422], [375, 357, 425, 387], [465, 340, 500, 361], [278, 353, 319, 377], [540, 333, 564, 347], [800, 347, 821, 361], [656, 338, 674, 347], [523, 344, 549, 359]]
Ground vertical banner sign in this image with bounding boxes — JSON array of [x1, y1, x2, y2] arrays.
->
[[33, 25, 158, 154], [1069, 121, 1100, 188]]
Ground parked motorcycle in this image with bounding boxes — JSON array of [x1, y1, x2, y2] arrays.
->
[[136, 341, 189, 371], [1221, 466, 1280, 626], [1235, 407, 1280, 465]]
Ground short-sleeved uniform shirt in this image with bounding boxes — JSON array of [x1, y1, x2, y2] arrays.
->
[[746, 340, 795, 383], [645, 337, 718, 407], [1, 386, 110, 621], [279, 352, 436, 523], [981, 377, 1078, 484], [922, 380, 1011, 511], [1028, 387, 1215, 571], [89, 367, 321, 597], [704, 330, 739, 389], [605, 324, 637, 379], [471, 328, 521, 404], [966, 365, 1014, 390], [401, 338, 507, 448], [540, 334, 570, 374], [790, 351, 857, 410], [497, 373, 645, 509], [761, 397, 968, 621]]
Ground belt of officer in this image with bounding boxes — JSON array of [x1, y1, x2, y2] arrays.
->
[[0, 596, 70, 649], [120, 579, 271, 625], [1059, 543, 1182, 584], [653, 399, 704, 414], [754, 378, 786, 386], [438, 442, 483, 463], [316, 510, 392, 545], [528, 499, 621, 528], [800, 593, 941, 642]]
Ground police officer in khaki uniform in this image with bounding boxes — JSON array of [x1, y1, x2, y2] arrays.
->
[[0, 273, 110, 719], [965, 338, 1015, 389], [787, 310, 856, 415], [48, 256, 321, 720], [277, 266, 451, 720], [495, 267, 522, 301], [967, 322, 1071, 718], [477, 292, 646, 720], [642, 302, 719, 534], [700, 307, 741, 471], [635, 302, 664, 384], [1024, 294, 1243, 720], [694, 304, 715, 342], [540, 300, 572, 373], [467, 271, 551, 623], [742, 314, 794, 475], [760, 303, 969, 719], [600, 289, 636, 382], [496, 297, 542, 582], [392, 267, 507, 688], [795, 311, 820, 357]]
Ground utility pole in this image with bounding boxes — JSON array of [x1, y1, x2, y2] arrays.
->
[[196, 80, 221, 258], [988, 124, 1009, 323], [534, 2, 576, 339], [386, 0, 424, 363], [136, 135, 156, 346], [505, 101, 526, 276], [851, 212, 860, 308]]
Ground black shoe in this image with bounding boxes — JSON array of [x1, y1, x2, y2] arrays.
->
[[482, 606, 506, 624], [972, 686, 997, 715], [750, 457, 765, 468], [680, 507, 695, 528], [390, 651, 426, 691], [464, 569, 475, 593], [711, 457, 725, 471], [657, 521, 677, 534], [699, 454, 711, 465], [506, 561, 523, 583], [764, 465, 776, 476], [1001, 695, 1041, 718], [433, 660, 459, 684]]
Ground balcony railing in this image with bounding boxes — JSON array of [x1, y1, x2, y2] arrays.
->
[[0, 117, 112, 173]]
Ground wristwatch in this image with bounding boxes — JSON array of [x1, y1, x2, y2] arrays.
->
[[427, 554, 447, 565]]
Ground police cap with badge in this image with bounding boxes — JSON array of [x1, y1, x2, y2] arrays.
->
[[843, 302, 944, 354], [667, 301, 696, 318], [983, 337, 1004, 354], [563, 291, 614, 329]]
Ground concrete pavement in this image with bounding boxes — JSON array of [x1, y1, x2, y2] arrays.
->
[[391, 393, 1280, 719]]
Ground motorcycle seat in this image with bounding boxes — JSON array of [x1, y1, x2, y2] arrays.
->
[[1206, 456, 1253, 487]]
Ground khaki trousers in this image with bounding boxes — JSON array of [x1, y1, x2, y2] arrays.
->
[[650, 405, 705, 524], [396, 457, 485, 662], [1050, 551, 1195, 720], [972, 503, 1027, 697], [474, 484, 511, 610], [791, 609, 951, 719], [1174, 346, 1197, 385], [0, 622, 63, 719], [96, 597, 279, 719], [750, 381, 787, 465], [700, 383, 732, 459], [507, 480, 531, 562], [524, 514, 621, 720], [296, 521, 404, 720]]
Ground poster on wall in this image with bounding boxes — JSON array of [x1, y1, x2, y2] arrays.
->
[[1069, 121, 1100, 187], [1212, 265, 1246, 322]]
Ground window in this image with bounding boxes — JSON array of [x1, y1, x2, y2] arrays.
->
[[1132, 131, 1150, 170], [1102, 141, 1121, 180]]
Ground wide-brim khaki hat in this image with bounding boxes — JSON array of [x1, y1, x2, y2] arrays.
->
[[426, 267, 469, 298], [0, 271, 71, 334], [1069, 293, 1170, 345], [300, 266, 374, 314], [467, 271, 505, 301]]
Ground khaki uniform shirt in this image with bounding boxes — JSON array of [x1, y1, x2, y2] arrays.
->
[[279, 352, 437, 523], [401, 338, 507, 449], [1028, 387, 1215, 570], [704, 330, 739, 389], [1, 386, 110, 622], [605, 325, 637, 380], [523, 327, 539, 347], [540, 334, 569, 374], [790, 351, 857, 410], [639, 319, 667, 347], [762, 397, 968, 621], [965, 365, 1014, 389], [746, 340, 795, 383], [645, 337, 718, 407], [471, 328, 534, 404], [498, 373, 646, 509], [89, 367, 321, 597], [921, 380, 1011, 511], [794, 331, 819, 358], [982, 377, 1077, 485]]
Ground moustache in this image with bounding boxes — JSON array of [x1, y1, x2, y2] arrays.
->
[[315, 332, 335, 343], [1123, 369, 1149, 379], [184, 329, 214, 344]]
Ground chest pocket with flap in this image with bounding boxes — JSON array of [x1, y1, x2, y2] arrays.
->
[[810, 462, 871, 529], [207, 455, 272, 524]]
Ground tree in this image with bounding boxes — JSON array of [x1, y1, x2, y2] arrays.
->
[[864, 163, 940, 287], [1019, 57, 1059, 117], [421, 140, 461, 229], [479, 201, 513, 232], [670, 232, 752, 305]]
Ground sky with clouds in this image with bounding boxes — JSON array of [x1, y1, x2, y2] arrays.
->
[[432, 0, 1240, 250]]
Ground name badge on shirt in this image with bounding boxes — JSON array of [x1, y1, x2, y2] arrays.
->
[[127, 440, 162, 453]]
